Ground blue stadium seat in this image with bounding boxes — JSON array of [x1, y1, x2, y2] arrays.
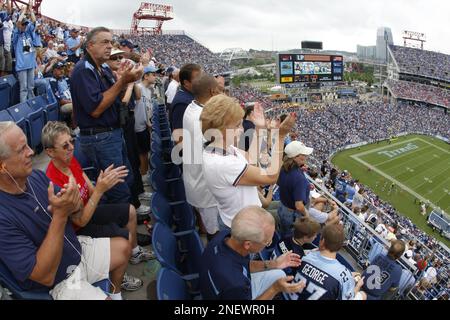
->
[[151, 192, 196, 232], [0, 76, 13, 111], [0, 110, 13, 122], [11, 80, 20, 107], [156, 268, 201, 300], [27, 96, 51, 124], [151, 170, 186, 202], [7, 102, 45, 149], [152, 223, 204, 290]]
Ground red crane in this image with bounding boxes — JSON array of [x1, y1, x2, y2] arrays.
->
[[9, 0, 43, 14], [131, 2, 174, 36]]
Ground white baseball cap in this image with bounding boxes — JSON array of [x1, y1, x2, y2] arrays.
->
[[285, 141, 314, 158]]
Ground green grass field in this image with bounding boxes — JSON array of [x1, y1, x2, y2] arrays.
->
[[332, 134, 450, 247]]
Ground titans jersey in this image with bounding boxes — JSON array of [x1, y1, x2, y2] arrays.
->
[[334, 178, 348, 202], [286, 251, 356, 300]]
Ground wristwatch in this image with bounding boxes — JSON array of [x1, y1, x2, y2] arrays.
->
[[264, 260, 270, 270]]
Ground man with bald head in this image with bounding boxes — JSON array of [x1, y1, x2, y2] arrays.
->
[[183, 74, 222, 240], [362, 240, 405, 300], [199, 206, 305, 300]]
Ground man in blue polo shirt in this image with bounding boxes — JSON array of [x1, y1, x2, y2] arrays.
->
[[0, 122, 131, 300], [362, 240, 404, 300], [199, 206, 305, 300], [12, 5, 36, 102], [334, 171, 349, 204], [170, 63, 202, 146], [70, 27, 143, 205], [65, 28, 83, 64]]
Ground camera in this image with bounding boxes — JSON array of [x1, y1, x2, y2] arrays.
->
[[23, 45, 31, 53]]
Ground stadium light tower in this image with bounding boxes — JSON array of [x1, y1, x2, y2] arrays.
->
[[403, 30, 426, 50], [131, 2, 174, 36], [10, 0, 43, 14]]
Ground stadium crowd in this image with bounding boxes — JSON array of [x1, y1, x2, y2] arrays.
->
[[386, 80, 450, 108], [390, 45, 450, 82], [125, 34, 230, 76]]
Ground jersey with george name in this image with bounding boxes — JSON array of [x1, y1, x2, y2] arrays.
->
[[286, 251, 356, 300]]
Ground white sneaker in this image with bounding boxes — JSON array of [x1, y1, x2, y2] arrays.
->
[[139, 192, 153, 202], [142, 174, 150, 187], [136, 205, 150, 216]]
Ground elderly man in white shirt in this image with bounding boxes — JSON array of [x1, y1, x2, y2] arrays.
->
[[165, 68, 180, 105]]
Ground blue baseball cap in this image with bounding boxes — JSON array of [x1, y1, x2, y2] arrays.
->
[[144, 65, 158, 74], [120, 39, 138, 49]]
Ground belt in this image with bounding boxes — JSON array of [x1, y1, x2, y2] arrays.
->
[[79, 127, 118, 136]]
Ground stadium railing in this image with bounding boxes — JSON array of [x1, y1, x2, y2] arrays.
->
[[306, 175, 449, 300]]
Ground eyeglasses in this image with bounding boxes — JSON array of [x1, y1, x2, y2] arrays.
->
[[109, 55, 123, 61], [53, 138, 75, 151]]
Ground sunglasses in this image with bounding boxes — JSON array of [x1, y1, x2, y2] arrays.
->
[[109, 55, 123, 61], [53, 138, 75, 151]]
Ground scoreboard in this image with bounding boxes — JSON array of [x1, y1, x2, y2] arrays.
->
[[278, 53, 344, 84]]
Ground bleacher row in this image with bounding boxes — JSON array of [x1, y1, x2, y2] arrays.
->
[[0, 75, 60, 150]]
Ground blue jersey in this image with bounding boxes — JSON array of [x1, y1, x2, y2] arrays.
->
[[286, 251, 356, 300], [362, 254, 402, 300], [271, 237, 316, 277], [334, 178, 347, 203]]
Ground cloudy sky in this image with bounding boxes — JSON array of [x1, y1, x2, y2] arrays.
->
[[41, 0, 449, 54]]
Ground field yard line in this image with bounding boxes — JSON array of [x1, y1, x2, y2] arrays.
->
[[373, 144, 433, 167], [432, 176, 450, 204], [417, 138, 450, 154], [381, 146, 436, 174], [409, 165, 450, 190], [353, 138, 421, 157], [351, 154, 442, 213]]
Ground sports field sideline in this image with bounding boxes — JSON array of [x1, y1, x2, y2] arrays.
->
[[332, 134, 450, 246]]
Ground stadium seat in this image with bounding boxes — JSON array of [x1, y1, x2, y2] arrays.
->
[[156, 268, 201, 300], [151, 170, 186, 202], [152, 223, 204, 290], [0, 76, 13, 111], [150, 153, 180, 179], [7, 103, 45, 149], [0, 110, 13, 122], [27, 96, 51, 124], [151, 192, 196, 232]]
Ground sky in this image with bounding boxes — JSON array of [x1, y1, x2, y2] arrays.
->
[[41, 0, 450, 54]]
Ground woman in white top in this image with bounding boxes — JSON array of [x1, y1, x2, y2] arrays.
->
[[200, 94, 296, 230]]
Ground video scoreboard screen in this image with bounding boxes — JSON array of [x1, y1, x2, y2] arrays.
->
[[278, 54, 344, 83]]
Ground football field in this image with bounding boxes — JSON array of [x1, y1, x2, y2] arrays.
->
[[332, 135, 450, 246]]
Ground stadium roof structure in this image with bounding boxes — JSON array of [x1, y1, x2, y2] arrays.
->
[[10, 0, 42, 14], [219, 48, 251, 65], [131, 2, 174, 36]]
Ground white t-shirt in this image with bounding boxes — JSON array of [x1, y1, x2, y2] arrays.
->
[[202, 145, 261, 227], [309, 207, 328, 224], [375, 223, 389, 238], [182, 101, 217, 209], [45, 48, 59, 60], [2, 19, 14, 52], [165, 79, 179, 104]]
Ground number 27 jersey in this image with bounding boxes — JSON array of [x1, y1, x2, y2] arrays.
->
[[285, 251, 356, 300]]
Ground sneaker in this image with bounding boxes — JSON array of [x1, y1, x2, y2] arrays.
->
[[142, 174, 151, 187], [137, 232, 152, 247], [139, 192, 153, 202], [121, 273, 143, 291], [136, 205, 150, 216], [130, 246, 156, 265]]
